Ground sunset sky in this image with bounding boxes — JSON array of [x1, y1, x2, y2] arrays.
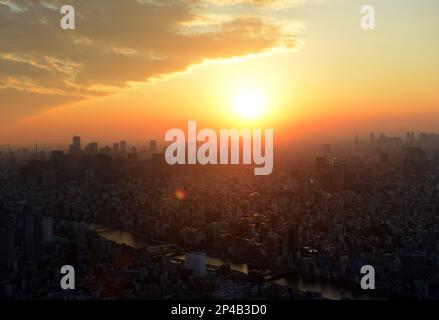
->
[[1, 0, 438, 145]]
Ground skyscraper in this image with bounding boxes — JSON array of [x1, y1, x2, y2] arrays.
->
[[0, 229, 16, 271], [24, 214, 35, 261], [86, 142, 99, 155], [185, 252, 206, 278], [24, 214, 45, 261], [315, 157, 328, 173], [120, 140, 128, 153], [333, 163, 345, 192], [283, 225, 300, 260], [369, 132, 375, 145], [150, 140, 158, 153], [113, 142, 120, 154], [42, 216, 53, 243], [70, 136, 82, 155]]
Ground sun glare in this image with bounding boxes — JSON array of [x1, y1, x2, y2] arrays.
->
[[233, 88, 267, 119]]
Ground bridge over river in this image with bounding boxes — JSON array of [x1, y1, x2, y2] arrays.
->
[[88, 223, 382, 300]]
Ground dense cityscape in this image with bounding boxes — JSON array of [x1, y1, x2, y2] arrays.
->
[[1, 131, 439, 300]]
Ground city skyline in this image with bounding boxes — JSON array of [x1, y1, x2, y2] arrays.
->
[[2, 127, 439, 300], [2, 0, 439, 307], [1, 130, 438, 152]]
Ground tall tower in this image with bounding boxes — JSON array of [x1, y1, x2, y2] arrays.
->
[[0, 229, 16, 270], [70, 136, 82, 155], [87, 142, 98, 155], [24, 214, 35, 261], [120, 140, 128, 153], [150, 140, 158, 153], [369, 132, 375, 145]]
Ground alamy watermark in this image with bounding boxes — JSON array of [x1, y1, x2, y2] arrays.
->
[[60, 265, 75, 290], [60, 5, 75, 30], [361, 4, 376, 30], [164, 121, 274, 176], [58, 4, 376, 31], [360, 265, 376, 290]]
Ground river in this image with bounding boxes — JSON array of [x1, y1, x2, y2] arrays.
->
[[272, 277, 377, 300], [88, 223, 153, 249], [88, 224, 379, 300]]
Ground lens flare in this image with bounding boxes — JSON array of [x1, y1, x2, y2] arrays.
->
[[174, 188, 187, 201]]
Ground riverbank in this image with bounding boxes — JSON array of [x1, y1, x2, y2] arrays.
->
[[88, 224, 385, 300]]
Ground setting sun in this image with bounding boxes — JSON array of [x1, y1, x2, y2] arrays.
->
[[232, 88, 267, 119]]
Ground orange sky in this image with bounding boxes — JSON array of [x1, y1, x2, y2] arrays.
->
[[1, 0, 439, 146]]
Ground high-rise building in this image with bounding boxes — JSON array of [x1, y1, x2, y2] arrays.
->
[[315, 157, 328, 173], [185, 252, 206, 277], [70, 136, 82, 155], [0, 229, 16, 271], [333, 163, 345, 192], [369, 132, 375, 145], [73, 136, 80, 147], [34, 215, 44, 256], [24, 214, 34, 261], [42, 216, 53, 243], [120, 141, 128, 153], [86, 142, 99, 155], [283, 225, 300, 259], [150, 140, 158, 153], [113, 142, 120, 154], [406, 132, 416, 145], [299, 176, 311, 197], [24, 214, 45, 261]]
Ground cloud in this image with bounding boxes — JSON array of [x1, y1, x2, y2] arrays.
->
[[0, 0, 301, 118], [201, 0, 303, 7]]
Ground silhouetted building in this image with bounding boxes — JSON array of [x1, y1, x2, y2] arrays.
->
[[113, 143, 120, 154], [370, 132, 375, 145], [315, 157, 328, 173], [24, 214, 44, 261], [86, 142, 99, 155], [70, 136, 82, 155], [0, 229, 16, 271], [150, 140, 158, 153], [185, 252, 206, 278], [120, 141, 128, 153]]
